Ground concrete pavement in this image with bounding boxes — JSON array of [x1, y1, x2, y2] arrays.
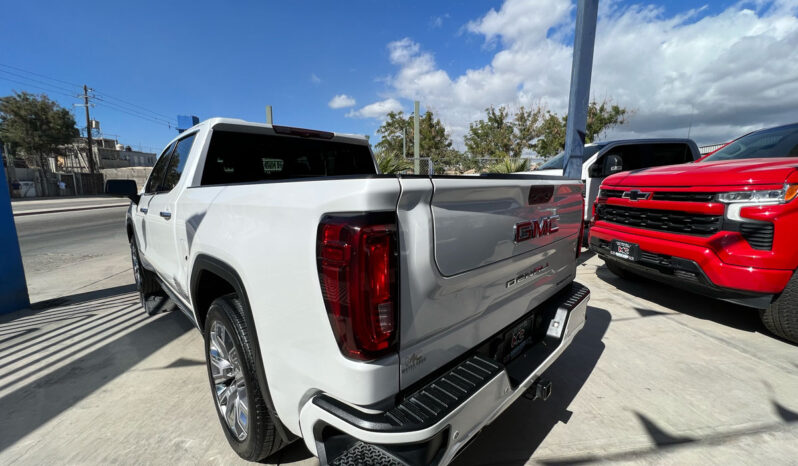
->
[[2, 206, 798, 465]]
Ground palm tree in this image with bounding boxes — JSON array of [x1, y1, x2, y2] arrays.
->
[[376, 152, 413, 174], [486, 157, 530, 174]]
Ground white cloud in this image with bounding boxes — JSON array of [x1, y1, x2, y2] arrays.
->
[[366, 0, 798, 147], [429, 13, 450, 29], [310, 73, 321, 84], [346, 98, 403, 118], [328, 94, 356, 109]]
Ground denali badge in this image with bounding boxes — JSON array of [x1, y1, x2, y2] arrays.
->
[[514, 215, 560, 243], [401, 353, 427, 374], [622, 190, 652, 201], [506, 262, 550, 288]]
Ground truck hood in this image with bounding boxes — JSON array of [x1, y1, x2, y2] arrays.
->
[[604, 158, 798, 187]]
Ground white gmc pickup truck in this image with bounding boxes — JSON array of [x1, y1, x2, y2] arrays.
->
[[106, 118, 590, 465]]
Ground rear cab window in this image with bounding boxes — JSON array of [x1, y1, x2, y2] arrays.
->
[[200, 130, 376, 186], [601, 143, 694, 172]]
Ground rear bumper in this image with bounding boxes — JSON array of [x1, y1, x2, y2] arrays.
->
[[298, 282, 590, 465]]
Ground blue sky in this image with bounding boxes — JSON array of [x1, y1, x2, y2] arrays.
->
[[1, 0, 795, 152]]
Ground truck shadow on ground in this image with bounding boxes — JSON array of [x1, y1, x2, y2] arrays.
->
[[594, 263, 769, 336], [0, 291, 194, 453], [451, 306, 611, 466]]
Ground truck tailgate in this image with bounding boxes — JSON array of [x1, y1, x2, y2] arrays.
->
[[397, 175, 583, 388]]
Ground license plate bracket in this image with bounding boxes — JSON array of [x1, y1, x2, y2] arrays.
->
[[610, 239, 640, 261]]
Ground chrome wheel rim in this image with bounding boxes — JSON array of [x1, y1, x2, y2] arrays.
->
[[130, 242, 142, 287], [209, 320, 249, 441]]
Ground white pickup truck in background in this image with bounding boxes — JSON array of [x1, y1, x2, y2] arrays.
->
[[106, 118, 590, 465]]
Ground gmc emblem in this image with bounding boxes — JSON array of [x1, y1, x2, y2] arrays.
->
[[514, 215, 560, 243]]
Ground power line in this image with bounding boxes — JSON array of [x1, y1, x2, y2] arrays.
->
[[0, 62, 176, 127], [93, 91, 174, 120], [94, 100, 173, 128], [0, 62, 83, 88], [0, 75, 79, 100], [0, 69, 80, 95], [93, 96, 174, 125]]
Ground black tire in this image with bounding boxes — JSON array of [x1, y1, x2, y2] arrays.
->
[[129, 236, 167, 316], [760, 271, 798, 344], [605, 260, 635, 279], [204, 294, 284, 461]]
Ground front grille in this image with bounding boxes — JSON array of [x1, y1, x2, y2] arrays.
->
[[601, 189, 624, 199], [596, 204, 722, 235], [740, 222, 774, 250], [652, 192, 716, 202]]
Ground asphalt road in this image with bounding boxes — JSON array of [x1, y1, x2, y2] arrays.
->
[[14, 205, 131, 303]]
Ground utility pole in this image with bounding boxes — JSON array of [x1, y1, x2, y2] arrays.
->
[[563, 0, 599, 179], [83, 85, 96, 174], [413, 100, 420, 174], [403, 127, 407, 158]]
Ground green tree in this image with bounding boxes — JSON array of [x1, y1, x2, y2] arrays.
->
[[465, 105, 545, 159], [375, 151, 413, 174], [375, 109, 462, 173], [0, 91, 79, 194], [533, 99, 628, 159]]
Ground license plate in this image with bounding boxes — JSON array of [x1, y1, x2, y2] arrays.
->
[[610, 239, 639, 261]]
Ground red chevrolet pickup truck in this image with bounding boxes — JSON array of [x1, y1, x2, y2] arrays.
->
[[589, 122, 798, 343]]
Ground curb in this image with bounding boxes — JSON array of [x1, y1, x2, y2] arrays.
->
[[13, 203, 130, 217]]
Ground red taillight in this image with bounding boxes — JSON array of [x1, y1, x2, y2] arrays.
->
[[317, 213, 397, 360], [577, 195, 586, 258]]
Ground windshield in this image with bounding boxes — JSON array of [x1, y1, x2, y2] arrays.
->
[[703, 124, 798, 162], [538, 144, 603, 170]]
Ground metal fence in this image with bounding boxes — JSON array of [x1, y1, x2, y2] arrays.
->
[[699, 143, 726, 155]]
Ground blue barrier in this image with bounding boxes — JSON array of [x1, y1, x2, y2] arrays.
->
[[0, 148, 30, 314]]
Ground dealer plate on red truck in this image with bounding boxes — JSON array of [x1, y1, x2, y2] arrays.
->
[[610, 239, 639, 261]]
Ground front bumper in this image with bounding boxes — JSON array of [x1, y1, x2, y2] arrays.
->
[[589, 232, 778, 308], [589, 224, 792, 296], [298, 282, 590, 465]]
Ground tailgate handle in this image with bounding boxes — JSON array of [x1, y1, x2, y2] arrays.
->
[[529, 186, 554, 205]]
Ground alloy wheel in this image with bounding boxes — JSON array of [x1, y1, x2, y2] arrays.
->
[[208, 320, 249, 441]]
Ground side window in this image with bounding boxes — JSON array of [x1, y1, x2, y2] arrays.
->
[[145, 143, 175, 194], [643, 143, 692, 167], [161, 133, 197, 192]]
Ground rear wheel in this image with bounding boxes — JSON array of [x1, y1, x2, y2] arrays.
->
[[204, 294, 284, 461], [129, 237, 168, 316], [760, 271, 798, 344]]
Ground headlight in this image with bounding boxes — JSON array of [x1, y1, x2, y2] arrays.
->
[[717, 184, 798, 204]]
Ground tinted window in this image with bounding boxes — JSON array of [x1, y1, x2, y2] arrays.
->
[[538, 144, 603, 170], [703, 125, 798, 162], [200, 130, 376, 186], [161, 133, 197, 191], [144, 143, 175, 193], [595, 143, 693, 173]]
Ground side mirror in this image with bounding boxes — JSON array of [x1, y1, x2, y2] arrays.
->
[[105, 179, 140, 204], [603, 154, 623, 176]]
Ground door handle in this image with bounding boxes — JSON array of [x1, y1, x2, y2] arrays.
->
[[159, 211, 172, 219], [140, 207, 148, 214]]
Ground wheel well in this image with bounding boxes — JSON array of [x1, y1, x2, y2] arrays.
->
[[193, 270, 236, 330], [126, 222, 134, 241]]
